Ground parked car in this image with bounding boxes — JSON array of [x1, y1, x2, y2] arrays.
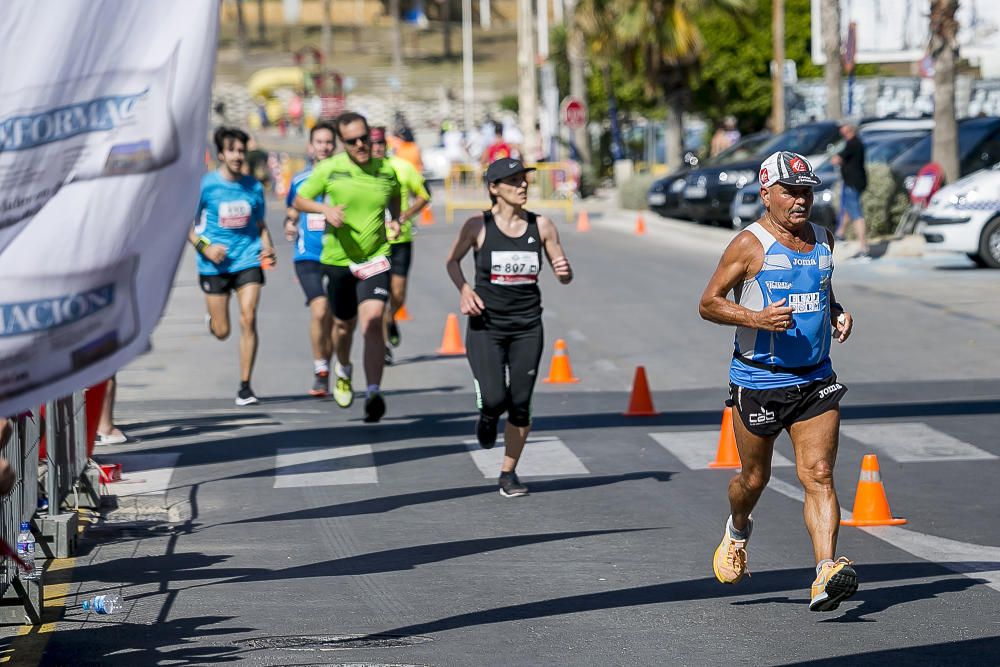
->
[[680, 121, 842, 225], [919, 164, 1000, 267], [647, 131, 771, 219], [730, 122, 933, 230], [891, 116, 1000, 192]]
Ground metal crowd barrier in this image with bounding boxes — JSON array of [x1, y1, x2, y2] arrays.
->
[[444, 162, 577, 224], [0, 412, 42, 623], [1, 389, 98, 625]]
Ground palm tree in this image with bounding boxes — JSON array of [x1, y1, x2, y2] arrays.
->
[[236, 0, 249, 56], [930, 0, 959, 182], [322, 0, 333, 62], [578, 0, 747, 171]]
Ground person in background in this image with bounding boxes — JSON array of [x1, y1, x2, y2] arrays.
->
[[832, 123, 871, 261], [95, 376, 128, 444]]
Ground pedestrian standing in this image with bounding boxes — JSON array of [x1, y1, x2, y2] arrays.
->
[[445, 158, 574, 498], [699, 151, 858, 612], [832, 123, 870, 261]]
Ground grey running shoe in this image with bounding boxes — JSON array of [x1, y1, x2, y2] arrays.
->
[[498, 471, 528, 498]]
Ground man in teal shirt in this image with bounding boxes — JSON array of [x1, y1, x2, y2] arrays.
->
[[294, 112, 401, 423]]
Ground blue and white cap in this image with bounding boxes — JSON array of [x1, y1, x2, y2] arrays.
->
[[758, 151, 822, 188]]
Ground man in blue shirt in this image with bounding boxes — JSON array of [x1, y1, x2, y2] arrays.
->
[[188, 126, 276, 406], [283, 122, 337, 397], [699, 151, 858, 613]]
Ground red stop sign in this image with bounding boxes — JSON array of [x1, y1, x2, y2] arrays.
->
[[561, 97, 587, 130]]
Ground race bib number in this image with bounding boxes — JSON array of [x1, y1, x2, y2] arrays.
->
[[218, 200, 251, 229], [490, 251, 539, 285], [305, 213, 326, 232], [788, 292, 821, 313], [349, 255, 391, 280]]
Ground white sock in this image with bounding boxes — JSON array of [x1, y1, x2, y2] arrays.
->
[[334, 362, 352, 380], [314, 359, 329, 375], [816, 559, 834, 574], [367, 384, 380, 397]]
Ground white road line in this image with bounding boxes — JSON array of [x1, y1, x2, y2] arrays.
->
[[594, 359, 617, 372], [463, 436, 589, 478], [766, 477, 1000, 593], [842, 422, 998, 462], [274, 445, 377, 488], [97, 453, 180, 497], [649, 431, 794, 470], [567, 329, 587, 342]]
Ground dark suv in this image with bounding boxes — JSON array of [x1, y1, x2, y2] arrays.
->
[[680, 121, 842, 225], [890, 116, 1000, 190]]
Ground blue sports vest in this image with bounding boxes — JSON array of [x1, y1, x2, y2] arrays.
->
[[730, 221, 834, 389]]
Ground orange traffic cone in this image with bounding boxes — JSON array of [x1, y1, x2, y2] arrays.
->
[[635, 213, 647, 235], [394, 304, 413, 322], [576, 210, 591, 232], [436, 313, 466, 355], [841, 454, 907, 526], [420, 206, 435, 226], [624, 366, 659, 416], [542, 339, 580, 384], [708, 404, 742, 468]]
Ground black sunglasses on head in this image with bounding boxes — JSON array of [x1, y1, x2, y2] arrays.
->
[[343, 134, 370, 146]]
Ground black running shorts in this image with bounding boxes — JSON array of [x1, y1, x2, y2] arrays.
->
[[389, 241, 413, 277], [322, 264, 390, 321], [294, 260, 327, 305], [199, 266, 264, 294], [730, 375, 848, 437]]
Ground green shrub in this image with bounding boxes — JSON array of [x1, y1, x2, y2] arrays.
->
[[862, 163, 909, 237], [619, 173, 658, 210]]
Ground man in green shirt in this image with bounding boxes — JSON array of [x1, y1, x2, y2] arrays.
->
[[370, 126, 431, 364], [294, 112, 401, 423]]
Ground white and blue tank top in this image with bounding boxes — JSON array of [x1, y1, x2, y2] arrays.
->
[[730, 221, 834, 389]]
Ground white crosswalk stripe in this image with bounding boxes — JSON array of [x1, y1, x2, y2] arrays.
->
[[463, 436, 589, 478], [842, 422, 998, 462], [649, 431, 794, 470], [274, 445, 378, 488]]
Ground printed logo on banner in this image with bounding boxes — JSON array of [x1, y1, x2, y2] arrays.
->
[[0, 51, 180, 237]]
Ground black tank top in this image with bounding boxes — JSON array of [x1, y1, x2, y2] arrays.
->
[[473, 210, 543, 331]]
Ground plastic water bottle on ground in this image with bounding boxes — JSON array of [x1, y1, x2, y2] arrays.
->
[[81, 594, 122, 614], [16, 522, 38, 580]]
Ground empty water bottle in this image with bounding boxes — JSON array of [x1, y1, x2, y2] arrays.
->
[[81, 594, 122, 614], [16, 522, 38, 580]]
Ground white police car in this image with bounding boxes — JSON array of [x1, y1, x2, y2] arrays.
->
[[919, 164, 1000, 268]]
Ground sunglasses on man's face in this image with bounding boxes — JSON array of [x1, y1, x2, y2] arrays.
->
[[343, 134, 370, 146]]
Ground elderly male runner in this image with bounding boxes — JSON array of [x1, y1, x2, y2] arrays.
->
[[699, 151, 857, 612]]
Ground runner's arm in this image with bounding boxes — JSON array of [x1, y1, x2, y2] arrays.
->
[[445, 217, 486, 315], [699, 232, 792, 332], [538, 216, 573, 284], [386, 192, 402, 240]]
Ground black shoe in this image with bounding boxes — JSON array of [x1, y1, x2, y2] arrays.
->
[[387, 321, 401, 348], [235, 384, 258, 406], [476, 414, 498, 449], [363, 392, 386, 423], [384, 347, 394, 366], [498, 471, 528, 498]]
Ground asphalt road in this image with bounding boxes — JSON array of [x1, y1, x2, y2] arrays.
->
[[4, 201, 1000, 666]]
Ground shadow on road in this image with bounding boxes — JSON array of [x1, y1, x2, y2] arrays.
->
[[786, 636, 1000, 666], [227, 471, 675, 524]]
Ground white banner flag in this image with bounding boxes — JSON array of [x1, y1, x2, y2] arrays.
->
[[0, 1, 218, 415]]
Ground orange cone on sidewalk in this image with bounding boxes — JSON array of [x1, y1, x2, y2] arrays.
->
[[436, 313, 466, 355], [394, 304, 413, 322], [635, 213, 647, 236], [624, 366, 659, 416], [542, 339, 580, 384], [420, 206, 435, 226], [841, 454, 907, 526], [576, 210, 591, 232]]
